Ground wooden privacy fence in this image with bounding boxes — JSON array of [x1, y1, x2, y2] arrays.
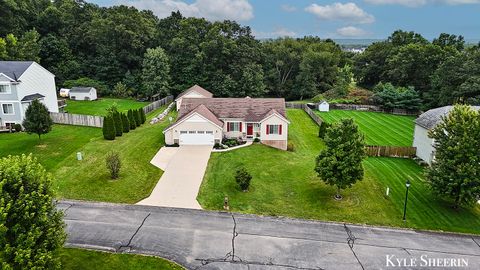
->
[[365, 145, 416, 158], [143, 95, 174, 114], [50, 112, 104, 128], [286, 102, 323, 126], [331, 103, 419, 116]]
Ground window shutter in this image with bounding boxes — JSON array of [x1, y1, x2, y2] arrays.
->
[[240, 123, 242, 132], [266, 125, 269, 135], [279, 125, 282, 135], [227, 123, 230, 132]]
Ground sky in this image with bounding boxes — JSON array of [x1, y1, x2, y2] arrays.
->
[[90, 0, 480, 40]]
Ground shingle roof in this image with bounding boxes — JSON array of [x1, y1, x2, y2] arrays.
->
[[167, 104, 224, 130], [415, 105, 480, 129], [70, 87, 95, 93], [176, 85, 213, 100], [0, 61, 34, 81], [178, 97, 287, 122], [21, 93, 45, 102]]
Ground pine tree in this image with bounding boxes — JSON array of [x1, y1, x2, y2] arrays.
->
[[315, 118, 366, 200], [113, 111, 123, 137], [427, 105, 480, 208], [127, 109, 136, 130], [140, 108, 146, 124], [121, 113, 130, 133], [22, 99, 53, 139], [103, 116, 116, 140], [135, 108, 142, 127]]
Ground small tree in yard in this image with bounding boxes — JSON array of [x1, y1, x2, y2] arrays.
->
[[128, 109, 137, 130], [318, 121, 331, 139], [105, 151, 121, 179], [102, 115, 116, 140], [235, 167, 252, 191], [135, 108, 142, 127], [121, 113, 130, 133], [427, 104, 480, 209], [140, 108, 146, 124], [315, 118, 366, 200], [22, 99, 53, 139], [113, 111, 123, 137], [0, 154, 65, 269]]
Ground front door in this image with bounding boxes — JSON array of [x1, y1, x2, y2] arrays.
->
[[247, 123, 253, 137]]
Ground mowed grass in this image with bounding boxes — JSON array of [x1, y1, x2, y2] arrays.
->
[[65, 98, 149, 116], [316, 110, 415, 146], [198, 109, 480, 234], [53, 107, 175, 203], [60, 248, 184, 270], [0, 126, 101, 171]]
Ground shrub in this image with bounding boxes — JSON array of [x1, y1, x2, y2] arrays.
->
[[0, 154, 65, 269], [102, 116, 116, 140], [13, 123, 22, 132], [121, 113, 130, 133], [135, 108, 142, 126], [312, 94, 326, 103], [140, 108, 146, 124], [253, 137, 260, 143], [113, 111, 123, 137], [287, 141, 295, 152], [105, 151, 121, 179], [235, 167, 252, 191], [127, 109, 136, 130], [318, 121, 331, 139]]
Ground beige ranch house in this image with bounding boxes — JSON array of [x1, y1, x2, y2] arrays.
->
[[165, 86, 290, 150]]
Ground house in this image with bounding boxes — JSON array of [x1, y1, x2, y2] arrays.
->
[[164, 96, 290, 150], [0, 61, 59, 129], [70, 87, 97, 101], [318, 100, 330, 112], [175, 85, 213, 111], [59, 88, 70, 97], [413, 105, 480, 164]]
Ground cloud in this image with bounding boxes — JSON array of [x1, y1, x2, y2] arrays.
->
[[305, 3, 375, 24], [116, 0, 254, 21], [281, 4, 297, 12], [253, 27, 297, 39], [365, 0, 480, 7], [336, 26, 368, 37]]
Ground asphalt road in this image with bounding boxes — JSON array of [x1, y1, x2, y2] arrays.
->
[[60, 200, 480, 270]]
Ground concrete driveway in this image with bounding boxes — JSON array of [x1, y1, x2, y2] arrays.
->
[[138, 145, 212, 209]]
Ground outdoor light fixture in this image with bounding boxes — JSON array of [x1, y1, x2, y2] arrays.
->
[[403, 180, 411, 222]]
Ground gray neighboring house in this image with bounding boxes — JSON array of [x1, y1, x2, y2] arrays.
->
[[413, 105, 480, 164], [0, 61, 59, 129], [69, 87, 97, 101]]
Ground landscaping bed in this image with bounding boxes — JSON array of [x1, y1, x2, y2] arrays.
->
[[315, 110, 415, 146], [197, 109, 480, 234]]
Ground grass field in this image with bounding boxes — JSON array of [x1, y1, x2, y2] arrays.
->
[[0, 106, 174, 203], [315, 110, 415, 146], [198, 109, 480, 234], [65, 98, 149, 116], [60, 248, 183, 270]]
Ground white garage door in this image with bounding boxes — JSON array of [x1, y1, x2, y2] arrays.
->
[[179, 131, 214, 146]]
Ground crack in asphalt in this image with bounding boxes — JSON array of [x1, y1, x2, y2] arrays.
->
[[472, 237, 480, 249], [117, 213, 151, 252], [59, 201, 73, 214], [344, 224, 365, 270]]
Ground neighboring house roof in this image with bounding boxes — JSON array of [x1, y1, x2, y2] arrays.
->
[[176, 85, 213, 100], [21, 93, 45, 102], [0, 61, 34, 81], [415, 105, 480, 130], [70, 87, 95, 93], [178, 97, 288, 122]]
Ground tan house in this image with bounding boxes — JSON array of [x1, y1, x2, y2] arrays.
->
[[165, 91, 290, 150], [175, 85, 213, 111]]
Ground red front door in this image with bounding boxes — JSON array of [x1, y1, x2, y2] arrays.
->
[[247, 123, 253, 136]]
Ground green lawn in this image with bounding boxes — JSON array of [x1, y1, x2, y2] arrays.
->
[[65, 98, 149, 116], [315, 110, 415, 146], [197, 109, 480, 234], [0, 106, 174, 203], [60, 248, 183, 270]]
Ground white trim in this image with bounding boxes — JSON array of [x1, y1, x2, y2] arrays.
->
[[0, 73, 15, 81], [1, 103, 15, 115], [163, 112, 223, 133], [259, 112, 290, 124], [0, 82, 12, 94]]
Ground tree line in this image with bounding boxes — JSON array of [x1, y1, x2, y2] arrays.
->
[[1, 0, 479, 109]]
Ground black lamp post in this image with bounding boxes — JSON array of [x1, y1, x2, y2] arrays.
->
[[402, 180, 411, 222]]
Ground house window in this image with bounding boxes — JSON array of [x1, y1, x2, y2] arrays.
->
[[2, 104, 14, 115], [188, 131, 196, 134], [266, 124, 282, 135], [197, 131, 205, 134], [180, 131, 188, 134], [227, 122, 242, 132], [206, 131, 214, 134], [0, 84, 10, 94]]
